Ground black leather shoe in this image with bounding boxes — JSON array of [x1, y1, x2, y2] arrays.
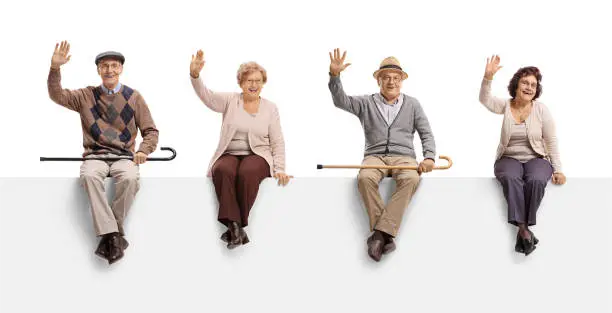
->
[[514, 233, 524, 253], [528, 229, 539, 245], [521, 235, 537, 256]]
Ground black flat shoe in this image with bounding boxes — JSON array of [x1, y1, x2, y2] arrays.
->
[[521, 236, 537, 256], [514, 233, 524, 253], [528, 229, 539, 245]]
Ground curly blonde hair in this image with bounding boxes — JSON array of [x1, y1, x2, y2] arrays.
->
[[236, 61, 267, 85]]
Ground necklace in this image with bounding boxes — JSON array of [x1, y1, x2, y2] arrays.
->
[[510, 100, 532, 123]]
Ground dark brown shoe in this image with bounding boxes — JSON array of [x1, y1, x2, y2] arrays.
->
[[239, 228, 250, 245], [119, 235, 129, 250], [95, 236, 110, 259], [382, 237, 396, 255], [106, 233, 125, 264], [367, 233, 384, 262], [220, 230, 230, 243], [227, 222, 242, 249]]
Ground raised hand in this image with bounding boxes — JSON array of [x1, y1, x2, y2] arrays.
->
[[51, 41, 71, 69], [190, 50, 205, 78], [484, 54, 503, 80], [329, 48, 351, 76]]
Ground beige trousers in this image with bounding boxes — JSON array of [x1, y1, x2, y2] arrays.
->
[[79, 155, 140, 236], [357, 155, 420, 237]]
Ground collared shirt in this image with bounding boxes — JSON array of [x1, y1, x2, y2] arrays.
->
[[373, 93, 404, 125], [100, 83, 122, 95]]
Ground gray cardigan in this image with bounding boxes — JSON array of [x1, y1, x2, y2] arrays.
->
[[328, 75, 436, 160]]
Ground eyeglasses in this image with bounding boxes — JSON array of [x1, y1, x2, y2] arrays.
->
[[98, 63, 122, 71], [380, 76, 402, 83], [245, 79, 263, 85], [519, 80, 538, 89]]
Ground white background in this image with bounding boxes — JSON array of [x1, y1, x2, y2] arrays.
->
[[0, 1, 610, 312], [0, 0, 610, 178]]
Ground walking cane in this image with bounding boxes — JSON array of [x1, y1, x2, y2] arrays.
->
[[316, 155, 453, 170], [40, 146, 177, 162]]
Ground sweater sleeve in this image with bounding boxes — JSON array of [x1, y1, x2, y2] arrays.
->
[[328, 75, 367, 117], [190, 75, 233, 113], [479, 78, 507, 114], [47, 67, 88, 112], [133, 92, 159, 155], [541, 104, 562, 173], [413, 99, 436, 160], [268, 104, 286, 175]]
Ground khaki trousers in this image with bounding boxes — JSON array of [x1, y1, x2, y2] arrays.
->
[[357, 155, 420, 237], [79, 155, 140, 236]]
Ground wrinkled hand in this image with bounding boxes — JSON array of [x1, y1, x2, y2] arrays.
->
[[484, 54, 503, 80], [51, 41, 71, 69], [134, 152, 147, 165], [274, 172, 293, 186], [190, 50, 205, 78], [417, 159, 435, 175], [329, 48, 351, 76], [552, 172, 566, 185]]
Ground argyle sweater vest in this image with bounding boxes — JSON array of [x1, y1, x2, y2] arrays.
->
[[48, 68, 159, 157]]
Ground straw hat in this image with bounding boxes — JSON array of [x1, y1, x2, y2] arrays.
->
[[372, 56, 408, 80]]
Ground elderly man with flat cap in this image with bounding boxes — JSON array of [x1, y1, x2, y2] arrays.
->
[[327, 48, 436, 262], [47, 41, 159, 264]]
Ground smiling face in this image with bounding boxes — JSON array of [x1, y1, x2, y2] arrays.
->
[[377, 70, 403, 102], [240, 71, 264, 100], [97, 58, 123, 89], [515, 75, 538, 102]]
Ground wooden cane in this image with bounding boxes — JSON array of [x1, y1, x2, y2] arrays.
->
[[317, 155, 452, 170]]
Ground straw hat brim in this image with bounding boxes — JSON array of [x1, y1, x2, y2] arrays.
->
[[373, 68, 408, 80]]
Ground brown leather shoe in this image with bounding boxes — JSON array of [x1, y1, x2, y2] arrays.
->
[[227, 222, 242, 249], [383, 237, 396, 254], [106, 233, 125, 264], [95, 236, 110, 259], [239, 228, 250, 245], [367, 233, 384, 262], [220, 230, 230, 243], [119, 235, 129, 250]]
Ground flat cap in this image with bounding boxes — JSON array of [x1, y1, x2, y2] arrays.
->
[[95, 51, 125, 65]]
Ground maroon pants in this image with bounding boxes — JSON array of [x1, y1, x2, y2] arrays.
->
[[211, 154, 271, 227]]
